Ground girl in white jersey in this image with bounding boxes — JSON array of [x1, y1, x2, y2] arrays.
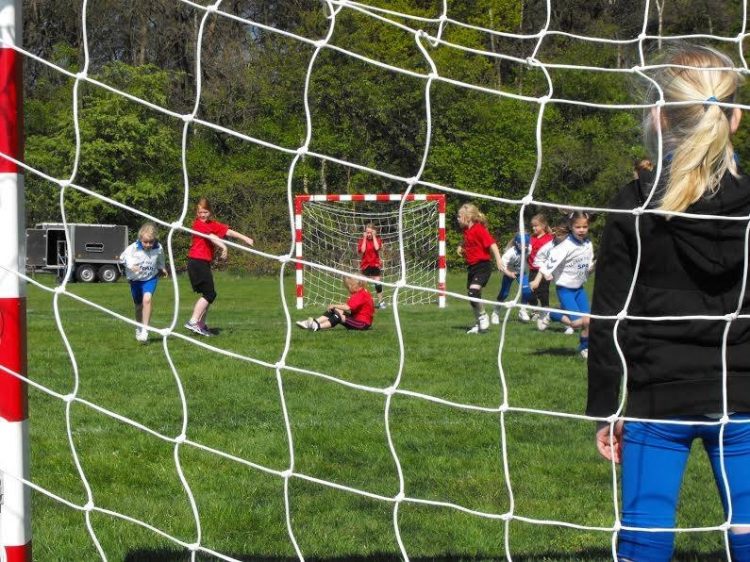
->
[[536, 212, 595, 358], [121, 222, 168, 342]]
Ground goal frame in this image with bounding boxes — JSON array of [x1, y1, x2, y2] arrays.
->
[[294, 193, 447, 309]]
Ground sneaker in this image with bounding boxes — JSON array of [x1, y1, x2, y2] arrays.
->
[[580, 348, 589, 360], [136, 328, 148, 343], [518, 308, 531, 322], [185, 321, 212, 337], [490, 311, 501, 325], [466, 324, 487, 334], [537, 315, 550, 331], [564, 326, 575, 335], [531, 313, 540, 322], [296, 319, 311, 330], [478, 313, 490, 331], [378, 301, 387, 310], [198, 321, 212, 334]]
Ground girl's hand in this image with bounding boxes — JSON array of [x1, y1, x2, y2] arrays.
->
[[245, 236, 254, 246], [530, 279, 539, 291], [130, 264, 141, 273], [595, 421, 624, 463], [457, 246, 464, 257], [220, 248, 228, 260]]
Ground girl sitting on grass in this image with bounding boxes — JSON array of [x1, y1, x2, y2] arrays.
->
[[296, 276, 375, 332]]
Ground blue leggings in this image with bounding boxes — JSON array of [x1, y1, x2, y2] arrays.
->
[[619, 417, 750, 562], [550, 285, 589, 323], [497, 274, 532, 303]]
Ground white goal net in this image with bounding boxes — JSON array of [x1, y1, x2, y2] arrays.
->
[[0, 0, 748, 561], [295, 193, 446, 308]]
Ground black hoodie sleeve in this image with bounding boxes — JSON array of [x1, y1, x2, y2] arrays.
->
[[586, 184, 639, 417]]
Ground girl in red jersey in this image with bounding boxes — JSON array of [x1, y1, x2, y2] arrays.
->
[[296, 276, 375, 331], [457, 203, 503, 334], [526, 213, 555, 319], [358, 223, 386, 309], [184, 197, 254, 336]]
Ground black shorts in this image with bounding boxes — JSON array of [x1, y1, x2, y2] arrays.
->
[[361, 266, 382, 277], [467, 261, 492, 289], [187, 258, 215, 297]]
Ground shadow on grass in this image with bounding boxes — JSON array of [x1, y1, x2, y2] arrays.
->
[[124, 548, 730, 561], [530, 346, 578, 357]]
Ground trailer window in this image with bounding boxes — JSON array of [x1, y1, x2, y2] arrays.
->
[[85, 243, 104, 253]]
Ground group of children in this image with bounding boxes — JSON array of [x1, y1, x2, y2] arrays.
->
[[457, 203, 594, 359], [122, 199, 382, 342], [121, 196, 592, 354]]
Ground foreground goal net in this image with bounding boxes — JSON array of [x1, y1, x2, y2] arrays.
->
[[2, 0, 749, 561], [294, 193, 446, 308]]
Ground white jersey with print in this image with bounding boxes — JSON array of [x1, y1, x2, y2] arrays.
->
[[121, 241, 166, 282], [539, 235, 594, 289], [501, 247, 523, 276], [533, 239, 554, 270]]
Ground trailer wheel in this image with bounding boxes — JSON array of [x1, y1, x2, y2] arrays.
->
[[98, 265, 119, 283], [75, 264, 97, 283]]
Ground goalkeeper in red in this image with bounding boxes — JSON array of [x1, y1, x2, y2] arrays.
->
[[588, 44, 750, 562], [358, 223, 386, 309], [457, 203, 503, 334], [296, 276, 374, 331]]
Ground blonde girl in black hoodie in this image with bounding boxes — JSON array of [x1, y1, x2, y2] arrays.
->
[[588, 45, 750, 561]]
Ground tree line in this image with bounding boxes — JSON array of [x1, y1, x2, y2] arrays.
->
[[22, 0, 750, 271]]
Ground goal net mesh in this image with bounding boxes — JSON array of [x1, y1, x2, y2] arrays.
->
[[299, 199, 439, 307], [0, 0, 746, 561]]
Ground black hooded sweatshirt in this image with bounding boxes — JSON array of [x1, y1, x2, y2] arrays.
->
[[587, 168, 750, 419]]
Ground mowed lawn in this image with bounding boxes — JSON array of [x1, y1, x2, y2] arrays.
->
[[24, 270, 728, 561]]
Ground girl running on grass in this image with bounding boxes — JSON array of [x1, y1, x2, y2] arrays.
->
[[185, 197, 254, 337], [457, 203, 503, 334], [491, 233, 533, 325], [536, 211, 594, 357], [121, 222, 168, 343]]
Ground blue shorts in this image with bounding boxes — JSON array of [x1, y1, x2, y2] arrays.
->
[[553, 285, 589, 322], [620, 416, 750, 562], [130, 277, 158, 305]]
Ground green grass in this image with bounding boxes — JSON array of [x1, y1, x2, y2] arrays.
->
[[25, 271, 728, 561]]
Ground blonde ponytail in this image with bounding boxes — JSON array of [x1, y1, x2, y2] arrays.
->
[[643, 45, 743, 213]]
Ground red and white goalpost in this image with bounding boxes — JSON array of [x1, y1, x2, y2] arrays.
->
[[294, 193, 446, 310], [0, 0, 30, 561]]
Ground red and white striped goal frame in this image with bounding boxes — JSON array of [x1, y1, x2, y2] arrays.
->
[[294, 193, 446, 309], [0, 1, 31, 561]]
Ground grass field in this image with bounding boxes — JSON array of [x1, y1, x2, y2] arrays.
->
[[24, 270, 730, 561]]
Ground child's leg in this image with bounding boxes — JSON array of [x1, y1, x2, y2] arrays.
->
[[372, 275, 384, 304], [187, 260, 216, 325], [618, 420, 693, 562], [139, 278, 158, 329], [130, 281, 144, 323], [703, 415, 750, 561], [523, 273, 538, 307], [496, 275, 514, 304], [191, 297, 210, 324], [314, 310, 342, 330]]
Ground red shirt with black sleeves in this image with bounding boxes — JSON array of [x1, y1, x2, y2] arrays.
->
[[358, 237, 383, 270], [187, 219, 230, 262], [347, 288, 375, 326], [529, 233, 554, 270], [462, 222, 496, 265]]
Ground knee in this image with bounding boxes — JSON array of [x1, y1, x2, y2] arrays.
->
[[142, 293, 153, 306], [468, 286, 482, 300]]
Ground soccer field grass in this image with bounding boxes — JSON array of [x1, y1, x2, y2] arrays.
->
[[24, 271, 728, 561]]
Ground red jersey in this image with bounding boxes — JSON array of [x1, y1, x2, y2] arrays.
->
[[529, 233, 554, 270], [358, 236, 383, 270], [462, 222, 496, 265], [187, 218, 230, 262], [347, 287, 375, 326]]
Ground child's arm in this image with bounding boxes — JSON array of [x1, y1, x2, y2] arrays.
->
[[226, 229, 254, 246], [372, 236, 381, 252], [208, 234, 229, 260], [358, 236, 367, 255], [456, 244, 464, 257], [529, 270, 543, 290], [490, 242, 504, 273]]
